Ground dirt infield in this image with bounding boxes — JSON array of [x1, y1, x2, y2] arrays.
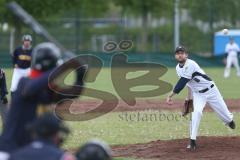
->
[[68, 99, 239, 113], [112, 136, 240, 160], [63, 99, 240, 160]]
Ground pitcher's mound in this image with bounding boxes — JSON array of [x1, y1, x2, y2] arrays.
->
[[112, 136, 240, 160]]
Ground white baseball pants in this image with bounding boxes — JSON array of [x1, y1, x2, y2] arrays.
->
[[10, 68, 30, 92], [224, 55, 240, 78], [190, 85, 233, 140]]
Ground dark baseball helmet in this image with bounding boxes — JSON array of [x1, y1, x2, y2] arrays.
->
[[27, 113, 69, 139], [175, 45, 186, 53], [76, 140, 112, 160], [31, 42, 63, 71]]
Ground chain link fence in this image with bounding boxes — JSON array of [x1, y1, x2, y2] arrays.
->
[[0, 17, 213, 67]]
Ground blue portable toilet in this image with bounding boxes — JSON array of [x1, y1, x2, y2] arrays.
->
[[214, 29, 240, 56]]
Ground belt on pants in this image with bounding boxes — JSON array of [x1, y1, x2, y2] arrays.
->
[[198, 84, 214, 93]]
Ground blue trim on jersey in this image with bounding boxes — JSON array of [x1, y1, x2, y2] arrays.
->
[[191, 72, 212, 81], [173, 77, 190, 94], [178, 63, 184, 68]]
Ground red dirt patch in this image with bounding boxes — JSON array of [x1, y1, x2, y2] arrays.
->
[[62, 99, 240, 113], [63, 100, 240, 159], [112, 136, 240, 160]]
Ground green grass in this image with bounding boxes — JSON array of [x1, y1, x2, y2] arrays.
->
[[2, 67, 240, 157], [63, 111, 240, 149], [4, 67, 240, 99], [75, 67, 240, 99]]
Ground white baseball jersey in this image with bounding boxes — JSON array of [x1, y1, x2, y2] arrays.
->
[[176, 59, 213, 93], [225, 42, 240, 57], [224, 42, 240, 78], [175, 58, 233, 141]]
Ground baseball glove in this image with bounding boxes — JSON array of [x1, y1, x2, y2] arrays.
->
[[182, 99, 193, 117]]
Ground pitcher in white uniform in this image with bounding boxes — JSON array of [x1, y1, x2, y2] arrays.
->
[[224, 37, 240, 78], [166, 46, 235, 151]]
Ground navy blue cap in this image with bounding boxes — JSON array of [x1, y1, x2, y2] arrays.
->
[[76, 140, 112, 160], [175, 46, 186, 53], [27, 113, 69, 137]]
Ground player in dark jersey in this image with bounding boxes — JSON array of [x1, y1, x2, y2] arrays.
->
[[0, 68, 8, 126], [9, 113, 75, 160], [10, 35, 33, 96], [0, 42, 85, 159]]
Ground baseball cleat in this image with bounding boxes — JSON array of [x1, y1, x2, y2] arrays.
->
[[228, 121, 236, 129], [186, 139, 196, 151]]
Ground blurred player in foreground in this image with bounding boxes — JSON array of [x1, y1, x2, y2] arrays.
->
[[224, 37, 240, 78], [10, 34, 33, 97], [0, 68, 8, 126], [9, 113, 75, 160], [0, 42, 85, 159], [166, 46, 235, 151], [76, 140, 112, 160]]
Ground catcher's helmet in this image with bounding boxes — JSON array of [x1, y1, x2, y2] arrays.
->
[[22, 34, 32, 42], [76, 140, 112, 160], [31, 42, 63, 71], [27, 113, 69, 139]]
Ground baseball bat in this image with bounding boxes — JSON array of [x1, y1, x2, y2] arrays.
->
[[6, 1, 75, 60]]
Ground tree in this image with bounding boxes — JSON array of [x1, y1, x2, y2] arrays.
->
[[185, 0, 240, 28], [66, 0, 111, 17], [57, 0, 111, 53], [113, 0, 173, 52], [0, 0, 70, 46], [182, 0, 240, 52], [0, 0, 111, 47]]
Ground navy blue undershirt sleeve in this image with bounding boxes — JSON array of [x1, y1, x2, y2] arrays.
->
[[173, 77, 190, 94]]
